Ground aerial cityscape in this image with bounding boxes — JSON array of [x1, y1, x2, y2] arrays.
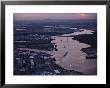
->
[[14, 13, 97, 75]]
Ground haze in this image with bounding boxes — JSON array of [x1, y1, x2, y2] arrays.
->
[[14, 13, 97, 21]]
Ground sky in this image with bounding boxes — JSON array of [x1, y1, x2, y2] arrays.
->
[[13, 13, 97, 21]]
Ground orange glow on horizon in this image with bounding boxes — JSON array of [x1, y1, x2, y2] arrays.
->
[[79, 14, 86, 17]]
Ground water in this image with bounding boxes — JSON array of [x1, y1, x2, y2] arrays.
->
[[19, 29, 97, 75], [50, 29, 97, 75]]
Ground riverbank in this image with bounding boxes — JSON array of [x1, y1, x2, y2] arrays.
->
[[14, 29, 97, 75], [14, 49, 83, 75], [50, 29, 97, 75], [73, 30, 97, 59]]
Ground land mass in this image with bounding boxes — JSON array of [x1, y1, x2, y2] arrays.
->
[[14, 49, 83, 75], [73, 30, 97, 59]]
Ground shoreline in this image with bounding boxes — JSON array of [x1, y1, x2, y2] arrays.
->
[[14, 29, 97, 75], [14, 48, 84, 75], [73, 30, 97, 59]]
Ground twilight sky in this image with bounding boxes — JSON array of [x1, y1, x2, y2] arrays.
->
[[14, 13, 97, 21]]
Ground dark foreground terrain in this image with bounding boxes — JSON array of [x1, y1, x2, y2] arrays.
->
[[14, 19, 97, 75], [14, 49, 83, 75], [73, 30, 97, 59]]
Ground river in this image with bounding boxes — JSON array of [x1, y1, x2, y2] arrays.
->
[[19, 29, 97, 75], [50, 29, 97, 75]]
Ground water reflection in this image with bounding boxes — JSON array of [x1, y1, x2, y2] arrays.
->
[[18, 29, 97, 75], [50, 29, 97, 75]]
